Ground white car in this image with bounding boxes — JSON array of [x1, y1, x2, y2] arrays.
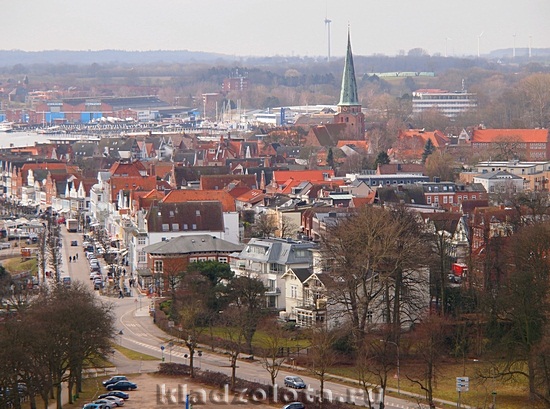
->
[[101, 396, 124, 406], [93, 400, 114, 409]]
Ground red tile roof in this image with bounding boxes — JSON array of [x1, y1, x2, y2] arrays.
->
[[273, 170, 335, 185], [472, 129, 549, 143]]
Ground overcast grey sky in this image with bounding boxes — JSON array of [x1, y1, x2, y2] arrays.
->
[[2, 0, 548, 58]]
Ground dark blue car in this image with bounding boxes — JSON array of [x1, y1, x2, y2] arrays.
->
[[106, 381, 137, 391], [99, 391, 130, 400]]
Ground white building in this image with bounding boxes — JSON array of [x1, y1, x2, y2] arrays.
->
[[473, 170, 525, 194], [231, 237, 316, 309], [412, 89, 477, 118]]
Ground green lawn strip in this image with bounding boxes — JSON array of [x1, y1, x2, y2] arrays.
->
[[2, 256, 38, 274], [330, 359, 530, 409], [112, 344, 159, 361]]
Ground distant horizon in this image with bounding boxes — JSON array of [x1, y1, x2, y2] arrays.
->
[[0, 46, 546, 60], [2, 0, 547, 59]]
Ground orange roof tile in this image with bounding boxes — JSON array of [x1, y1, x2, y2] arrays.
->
[[109, 175, 158, 200], [472, 129, 549, 143], [236, 189, 265, 204], [273, 170, 334, 185], [161, 189, 236, 212]]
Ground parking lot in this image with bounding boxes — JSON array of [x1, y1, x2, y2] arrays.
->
[[90, 373, 276, 409]]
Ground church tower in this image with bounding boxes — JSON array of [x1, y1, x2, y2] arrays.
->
[[334, 31, 365, 140]]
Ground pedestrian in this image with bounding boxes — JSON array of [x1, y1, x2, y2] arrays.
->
[[75, 253, 78, 260], [118, 289, 123, 299], [69, 256, 72, 263]]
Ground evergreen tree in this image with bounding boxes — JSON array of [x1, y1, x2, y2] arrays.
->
[[327, 148, 335, 170], [374, 152, 390, 169], [422, 139, 436, 163]]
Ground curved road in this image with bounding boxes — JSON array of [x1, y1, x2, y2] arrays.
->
[[60, 227, 443, 409]]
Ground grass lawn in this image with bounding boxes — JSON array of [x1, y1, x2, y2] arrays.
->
[[2, 256, 38, 275], [331, 358, 531, 409], [202, 326, 310, 349]]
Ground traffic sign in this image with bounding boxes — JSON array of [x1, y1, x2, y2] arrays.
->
[[456, 376, 469, 392], [160, 345, 165, 351]]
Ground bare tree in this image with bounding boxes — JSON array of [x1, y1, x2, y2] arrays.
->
[[306, 325, 338, 407], [218, 307, 247, 388], [46, 221, 62, 283], [257, 321, 290, 386], [253, 212, 277, 238], [406, 315, 450, 409]]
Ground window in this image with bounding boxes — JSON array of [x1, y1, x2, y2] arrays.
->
[[290, 285, 297, 298], [161, 223, 169, 232], [472, 195, 476, 200], [427, 196, 432, 205], [443, 196, 448, 204], [154, 260, 163, 273], [172, 223, 179, 231], [449, 196, 453, 204], [138, 251, 146, 263], [183, 224, 188, 230], [196, 210, 201, 216], [367, 311, 373, 323], [294, 249, 308, 258], [218, 257, 228, 263], [138, 237, 146, 245], [192, 224, 197, 230]]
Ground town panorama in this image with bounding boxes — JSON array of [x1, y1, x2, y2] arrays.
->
[[1, 37, 550, 409]]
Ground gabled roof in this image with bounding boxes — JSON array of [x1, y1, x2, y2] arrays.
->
[[472, 129, 549, 143], [109, 161, 147, 177], [273, 169, 334, 185], [109, 175, 158, 201], [283, 267, 313, 283], [161, 189, 236, 212], [144, 234, 242, 255], [377, 163, 426, 175]]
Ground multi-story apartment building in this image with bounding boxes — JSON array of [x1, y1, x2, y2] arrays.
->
[[231, 237, 316, 309]]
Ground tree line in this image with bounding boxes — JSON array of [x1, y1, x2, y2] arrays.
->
[[0, 283, 114, 409]]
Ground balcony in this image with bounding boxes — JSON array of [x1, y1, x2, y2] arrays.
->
[[266, 287, 281, 295]]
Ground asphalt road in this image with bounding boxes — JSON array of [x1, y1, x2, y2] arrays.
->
[[58, 227, 439, 409]]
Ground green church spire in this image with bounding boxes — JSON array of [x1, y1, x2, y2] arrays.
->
[[338, 30, 359, 106]]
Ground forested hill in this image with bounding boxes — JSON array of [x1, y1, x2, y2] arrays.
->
[[0, 49, 232, 66]]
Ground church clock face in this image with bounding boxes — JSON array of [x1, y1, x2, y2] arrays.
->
[[342, 106, 348, 112]]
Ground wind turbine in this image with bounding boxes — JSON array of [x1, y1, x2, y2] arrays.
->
[[477, 31, 484, 58], [445, 37, 452, 58], [324, 15, 332, 62], [512, 33, 517, 59], [529, 35, 532, 58]]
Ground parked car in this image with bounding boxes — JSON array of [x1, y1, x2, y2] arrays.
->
[[284, 376, 306, 389], [83, 404, 105, 409], [93, 399, 114, 409], [282, 402, 305, 409], [99, 391, 129, 400], [0, 243, 11, 249], [102, 376, 128, 387], [71, 240, 78, 246], [100, 396, 124, 406], [106, 381, 137, 391]]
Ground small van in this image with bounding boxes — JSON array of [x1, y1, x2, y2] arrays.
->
[[62, 276, 71, 287]]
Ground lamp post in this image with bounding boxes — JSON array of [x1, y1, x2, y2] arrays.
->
[[381, 339, 400, 395]]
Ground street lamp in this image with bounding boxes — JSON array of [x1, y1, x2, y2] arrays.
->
[[380, 339, 400, 395]]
